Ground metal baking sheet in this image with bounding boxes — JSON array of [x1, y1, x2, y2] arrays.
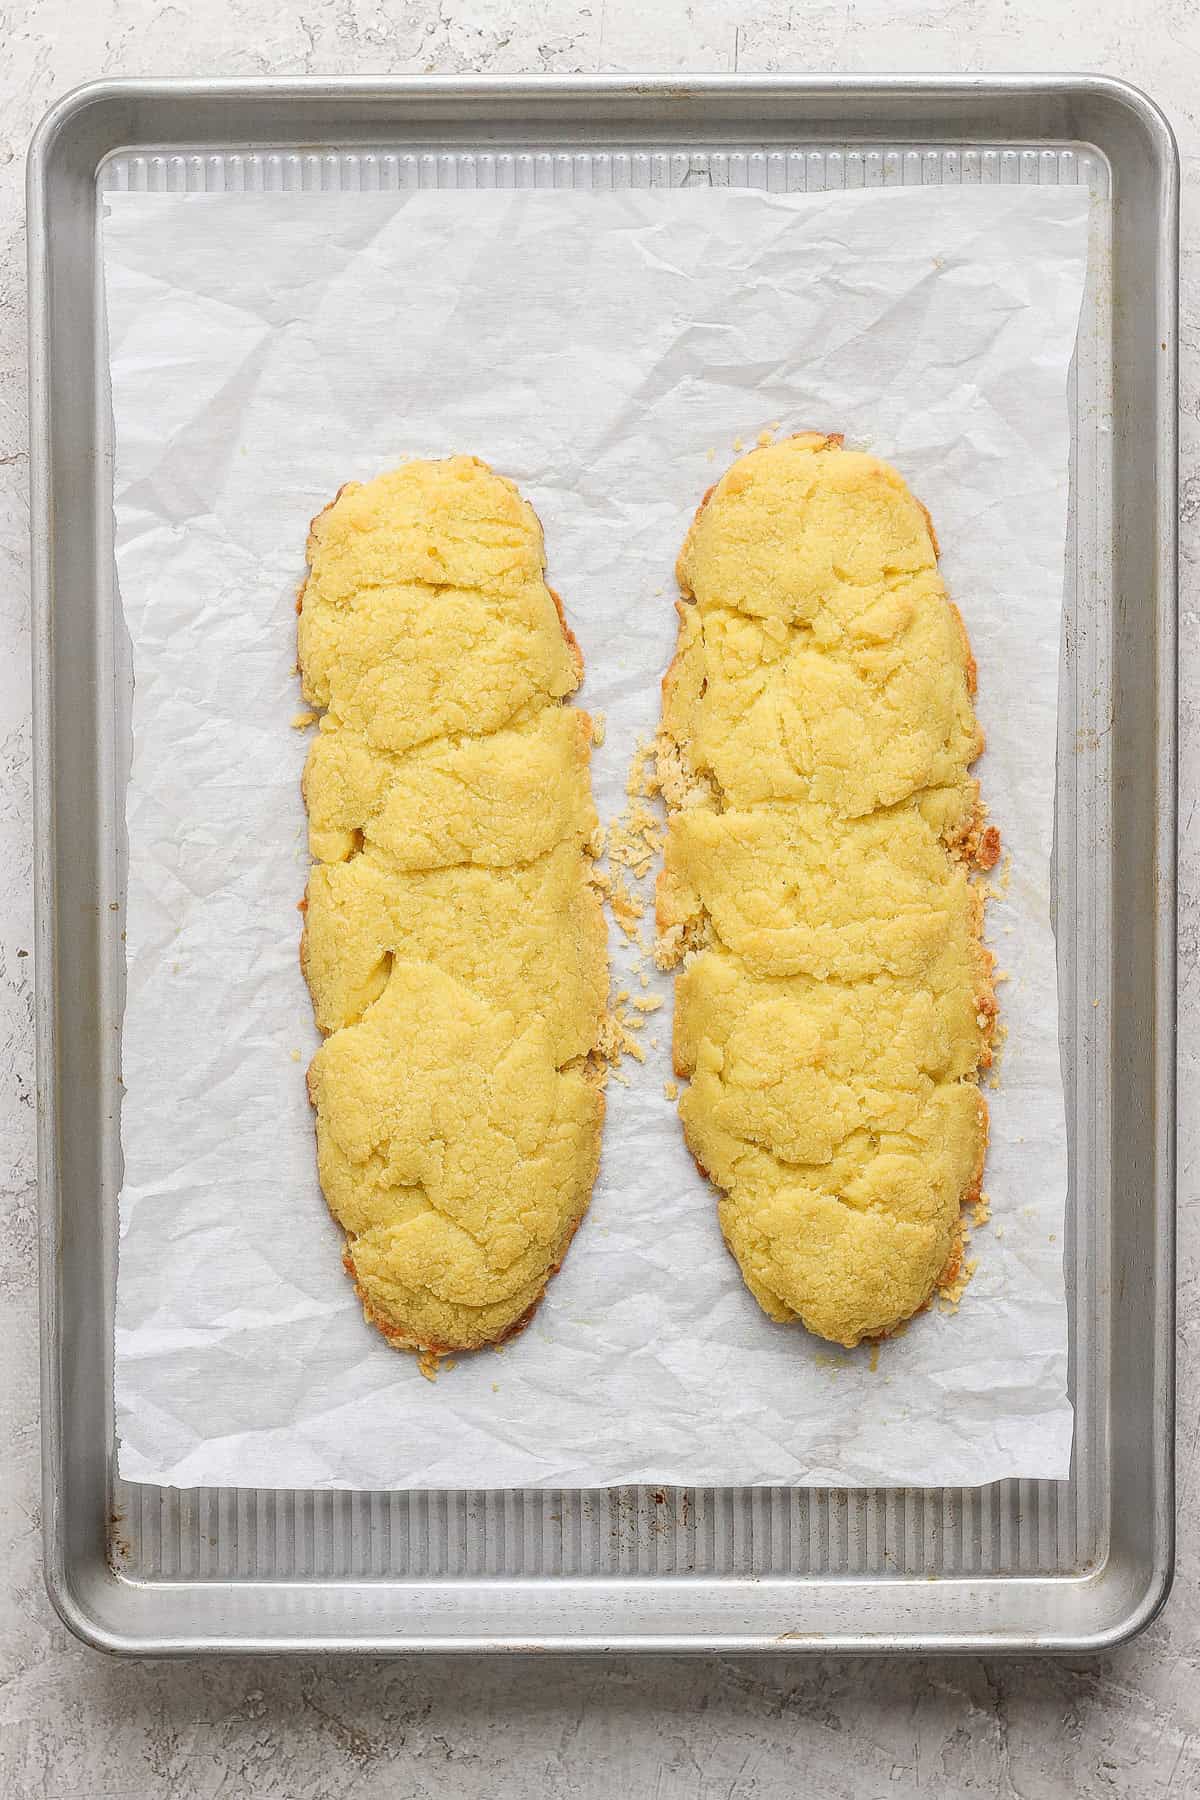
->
[[28, 75, 1177, 1654]]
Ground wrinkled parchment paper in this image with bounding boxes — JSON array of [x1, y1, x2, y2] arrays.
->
[[105, 185, 1088, 1490]]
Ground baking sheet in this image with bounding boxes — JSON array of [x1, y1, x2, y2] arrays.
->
[[104, 183, 1086, 1491]]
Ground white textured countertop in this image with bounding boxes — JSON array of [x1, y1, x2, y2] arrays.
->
[[2, 3, 1198, 1796]]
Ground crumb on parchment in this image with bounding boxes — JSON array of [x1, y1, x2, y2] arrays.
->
[[626, 738, 660, 802], [591, 732, 676, 1068], [654, 924, 685, 970], [607, 873, 644, 939], [607, 800, 664, 878], [938, 1259, 979, 1312], [597, 1003, 647, 1068]]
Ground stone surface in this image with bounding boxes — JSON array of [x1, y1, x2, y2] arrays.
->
[[2, 1, 1198, 1795]]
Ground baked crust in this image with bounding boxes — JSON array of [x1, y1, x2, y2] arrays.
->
[[656, 434, 998, 1348], [297, 456, 606, 1356]]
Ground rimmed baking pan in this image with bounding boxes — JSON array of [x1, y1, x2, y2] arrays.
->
[[28, 74, 1177, 1653]]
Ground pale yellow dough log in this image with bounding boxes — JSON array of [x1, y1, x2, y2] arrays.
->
[[299, 457, 605, 1355], [656, 434, 998, 1348]]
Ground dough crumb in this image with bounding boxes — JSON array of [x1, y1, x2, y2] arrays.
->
[[607, 799, 663, 880], [597, 1009, 647, 1068], [626, 738, 660, 801], [938, 1259, 979, 1312], [608, 873, 645, 938], [653, 924, 685, 970]]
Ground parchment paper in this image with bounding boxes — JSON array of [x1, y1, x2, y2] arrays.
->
[[105, 184, 1088, 1490]]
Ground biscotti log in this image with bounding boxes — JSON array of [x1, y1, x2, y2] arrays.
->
[[656, 434, 999, 1348], [298, 457, 606, 1356]]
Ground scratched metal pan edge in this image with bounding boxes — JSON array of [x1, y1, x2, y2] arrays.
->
[[27, 74, 1177, 1655]]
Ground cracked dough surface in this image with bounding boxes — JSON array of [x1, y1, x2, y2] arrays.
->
[[299, 457, 606, 1354], [657, 435, 997, 1348]]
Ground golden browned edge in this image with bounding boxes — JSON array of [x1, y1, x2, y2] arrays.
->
[[344, 1193, 594, 1358], [657, 430, 1000, 1347], [295, 473, 605, 1361]]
